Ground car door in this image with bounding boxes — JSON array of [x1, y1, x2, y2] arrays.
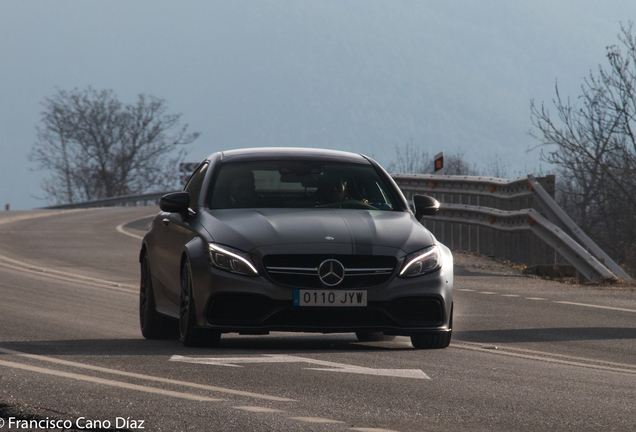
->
[[151, 163, 209, 307]]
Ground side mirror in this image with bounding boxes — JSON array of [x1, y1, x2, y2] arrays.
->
[[160, 192, 191, 213], [413, 194, 440, 220]]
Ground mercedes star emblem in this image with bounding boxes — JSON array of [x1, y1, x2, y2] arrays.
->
[[318, 259, 345, 286]]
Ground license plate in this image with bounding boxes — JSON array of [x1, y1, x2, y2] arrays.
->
[[293, 290, 367, 307]]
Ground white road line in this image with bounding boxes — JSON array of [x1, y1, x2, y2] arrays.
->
[[0, 210, 140, 293], [0, 253, 137, 293], [553, 301, 636, 313], [458, 289, 475, 292], [453, 342, 636, 375], [233, 406, 284, 413], [116, 221, 145, 240], [460, 290, 635, 313], [0, 210, 81, 226], [0, 358, 223, 402], [0, 347, 294, 402], [290, 417, 343, 424], [351, 428, 401, 432], [171, 354, 430, 379], [461, 342, 636, 370], [0, 262, 137, 295]]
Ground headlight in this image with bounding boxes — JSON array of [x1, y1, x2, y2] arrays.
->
[[399, 245, 442, 277], [207, 243, 259, 276]]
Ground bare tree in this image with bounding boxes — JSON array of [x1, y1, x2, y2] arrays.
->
[[444, 149, 481, 176], [30, 87, 199, 204], [485, 155, 509, 178], [530, 22, 636, 274], [386, 140, 430, 174], [388, 142, 484, 176]]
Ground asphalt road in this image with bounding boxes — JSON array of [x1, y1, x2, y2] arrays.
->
[[0, 207, 634, 432]]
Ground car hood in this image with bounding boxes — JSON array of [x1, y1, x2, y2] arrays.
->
[[200, 208, 435, 254]]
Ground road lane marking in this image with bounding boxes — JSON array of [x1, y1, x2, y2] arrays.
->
[[0, 253, 137, 294], [233, 406, 284, 413], [290, 417, 344, 423], [477, 344, 636, 369], [0, 347, 294, 402], [0, 209, 142, 294], [0, 210, 145, 294], [460, 290, 636, 313], [553, 301, 636, 313], [453, 342, 636, 375], [170, 354, 430, 379], [458, 289, 475, 292], [0, 210, 81, 226], [0, 358, 223, 402], [305, 365, 427, 379], [116, 221, 146, 240], [351, 428, 401, 432]]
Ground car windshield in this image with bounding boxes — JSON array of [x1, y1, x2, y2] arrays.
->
[[209, 161, 397, 210]]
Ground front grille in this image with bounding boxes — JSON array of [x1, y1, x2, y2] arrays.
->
[[262, 254, 397, 288]]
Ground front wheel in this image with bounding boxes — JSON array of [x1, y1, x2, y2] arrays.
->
[[180, 261, 221, 347], [410, 306, 453, 349], [410, 331, 451, 349]]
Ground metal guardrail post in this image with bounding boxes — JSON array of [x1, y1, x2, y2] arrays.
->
[[424, 204, 616, 282], [526, 175, 632, 282]]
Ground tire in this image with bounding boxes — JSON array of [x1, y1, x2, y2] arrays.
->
[[410, 331, 452, 349], [180, 261, 221, 348], [355, 332, 396, 342], [410, 305, 453, 349], [140, 253, 179, 339]]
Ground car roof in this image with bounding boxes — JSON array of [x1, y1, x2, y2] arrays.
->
[[211, 147, 371, 164]]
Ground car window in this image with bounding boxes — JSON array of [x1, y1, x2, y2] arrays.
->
[[208, 161, 396, 210], [184, 162, 208, 209]]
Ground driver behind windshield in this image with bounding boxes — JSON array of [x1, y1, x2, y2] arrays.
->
[[210, 162, 395, 210], [314, 175, 349, 205], [229, 168, 260, 208]]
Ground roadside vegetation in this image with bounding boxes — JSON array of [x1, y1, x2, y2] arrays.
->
[[388, 23, 636, 279], [530, 23, 636, 277], [386, 140, 513, 178], [29, 87, 199, 205]]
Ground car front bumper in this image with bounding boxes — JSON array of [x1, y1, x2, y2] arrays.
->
[[188, 244, 454, 336]]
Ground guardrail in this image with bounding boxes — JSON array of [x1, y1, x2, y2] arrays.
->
[[41, 191, 178, 210], [41, 174, 632, 282], [394, 173, 632, 282]]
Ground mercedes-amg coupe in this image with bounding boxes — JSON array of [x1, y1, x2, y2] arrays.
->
[[139, 148, 453, 348]]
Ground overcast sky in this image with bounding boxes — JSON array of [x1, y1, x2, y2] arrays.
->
[[1, 1, 634, 210]]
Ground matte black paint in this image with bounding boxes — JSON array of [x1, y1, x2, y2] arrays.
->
[[142, 148, 453, 338]]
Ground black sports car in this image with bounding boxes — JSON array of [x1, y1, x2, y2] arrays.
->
[[140, 148, 453, 348]]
